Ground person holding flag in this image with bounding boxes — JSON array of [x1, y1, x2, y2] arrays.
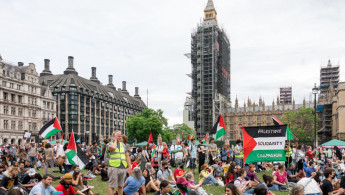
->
[[234, 140, 244, 168]]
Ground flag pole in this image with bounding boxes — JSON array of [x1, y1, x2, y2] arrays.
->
[[288, 124, 291, 167]]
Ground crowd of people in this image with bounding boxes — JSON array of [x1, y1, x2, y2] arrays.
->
[[1, 132, 345, 195]]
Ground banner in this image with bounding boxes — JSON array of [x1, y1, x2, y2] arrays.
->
[[242, 125, 287, 163], [23, 130, 32, 139]]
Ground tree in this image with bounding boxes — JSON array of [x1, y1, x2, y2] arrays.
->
[[280, 107, 319, 142], [169, 123, 196, 140], [126, 108, 167, 142], [161, 126, 174, 142]]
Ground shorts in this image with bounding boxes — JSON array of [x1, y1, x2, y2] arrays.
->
[[108, 167, 127, 189], [189, 158, 196, 169]]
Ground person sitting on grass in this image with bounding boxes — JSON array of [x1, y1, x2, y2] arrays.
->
[[297, 172, 322, 195], [270, 164, 289, 191], [157, 161, 176, 185], [254, 186, 269, 195], [174, 162, 186, 181], [145, 162, 156, 180], [100, 164, 109, 181], [321, 168, 344, 195], [71, 170, 96, 195], [123, 167, 146, 195], [234, 168, 255, 195], [199, 164, 219, 185], [154, 180, 173, 195], [185, 173, 208, 195], [176, 177, 190, 195], [55, 173, 85, 195], [226, 164, 237, 185], [0, 166, 19, 194], [225, 183, 242, 195], [21, 169, 42, 193], [290, 184, 304, 195], [257, 174, 275, 195], [142, 169, 159, 193], [246, 164, 260, 184], [29, 174, 57, 195]]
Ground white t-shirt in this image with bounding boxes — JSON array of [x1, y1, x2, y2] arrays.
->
[[297, 178, 321, 194], [55, 144, 64, 158], [173, 145, 183, 159]]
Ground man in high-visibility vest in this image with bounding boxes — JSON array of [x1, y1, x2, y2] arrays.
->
[[234, 140, 244, 168], [285, 142, 293, 167], [107, 130, 131, 195]]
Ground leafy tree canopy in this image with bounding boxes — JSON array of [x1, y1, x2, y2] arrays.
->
[[126, 108, 167, 142], [280, 107, 319, 142]]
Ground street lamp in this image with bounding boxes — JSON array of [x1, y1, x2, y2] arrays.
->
[[312, 83, 318, 148]]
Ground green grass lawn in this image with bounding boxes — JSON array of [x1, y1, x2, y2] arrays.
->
[[35, 167, 289, 195]]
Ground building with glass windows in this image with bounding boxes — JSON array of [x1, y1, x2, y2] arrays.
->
[[0, 56, 56, 145], [39, 56, 146, 144]]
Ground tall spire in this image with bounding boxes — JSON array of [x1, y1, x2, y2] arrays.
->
[[204, 0, 217, 21]]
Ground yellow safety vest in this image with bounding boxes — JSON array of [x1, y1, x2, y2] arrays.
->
[[108, 142, 128, 168], [234, 145, 244, 158], [286, 146, 292, 158]]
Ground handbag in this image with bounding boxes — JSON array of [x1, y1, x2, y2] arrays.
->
[[57, 156, 64, 166]]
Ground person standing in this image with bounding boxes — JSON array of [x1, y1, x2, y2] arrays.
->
[[221, 142, 229, 163], [90, 142, 99, 168], [208, 138, 217, 165], [157, 140, 164, 169], [188, 139, 197, 174], [44, 143, 54, 175], [234, 140, 244, 168], [285, 143, 292, 167], [173, 141, 183, 164], [28, 143, 38, 169], [55, 141, 65, 174], [107, 131, 132, 195], [141, 146, 150, 171], [197, 138, 206, 173]]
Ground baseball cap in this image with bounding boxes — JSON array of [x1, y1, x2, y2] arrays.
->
[[177, 177, 188, 185], [178, 162, 184, 166], [28, 168, 36, 176]]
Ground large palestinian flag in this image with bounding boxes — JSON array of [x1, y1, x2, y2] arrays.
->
[[39, 117, 62, 139], [66, 131, 89, 169], [211, 114, 226, 140], [242, 125, 287, 163]]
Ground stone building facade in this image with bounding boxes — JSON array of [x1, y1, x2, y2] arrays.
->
[[39, 56, 146, 144], [0, 56, 56, 145], [318, 82, 345, 141], [225, 96, 312, 140]]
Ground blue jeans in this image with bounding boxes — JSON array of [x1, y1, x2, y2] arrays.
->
[[202, 175, 218, 185], [29, 156, 37, 166], [244, 188, 255, 195], [235, 158, 243, 168], [268, 184, 286, 191]]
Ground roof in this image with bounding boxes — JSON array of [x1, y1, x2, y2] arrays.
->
[[204, 0, 216, 12], [39, 73, 146, 108]]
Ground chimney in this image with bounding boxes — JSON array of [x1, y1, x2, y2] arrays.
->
[[18, 62, 24, 67], [107, 75, 116, 89], [122, 81, 127, 91], [44, 59, 50, 70], [90, 67, 100, 84], [122, 81, 129, 94], [40, 59, 53, 76], [68, 56, 74, 68], [134, 87, 141, 99], [64, 56, 78, 75]]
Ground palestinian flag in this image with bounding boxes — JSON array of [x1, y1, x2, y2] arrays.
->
[[272, 117, 293, 140], [202, 134, 207, 144], [148, 132, 153, 144], [211, 114, 226, 140], [272, 116, 283, 125], [152, 143, 157, 157], [39, 117, 62, 139], [66, 131, 89, 169], [242, 125, 287, 163]]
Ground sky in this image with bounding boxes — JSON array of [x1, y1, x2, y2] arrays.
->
[[1, 0, 345, 126]]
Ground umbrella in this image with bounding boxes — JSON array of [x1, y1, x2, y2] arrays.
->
[[135, 141, 148, 146], [321, 139, 345, 149]]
